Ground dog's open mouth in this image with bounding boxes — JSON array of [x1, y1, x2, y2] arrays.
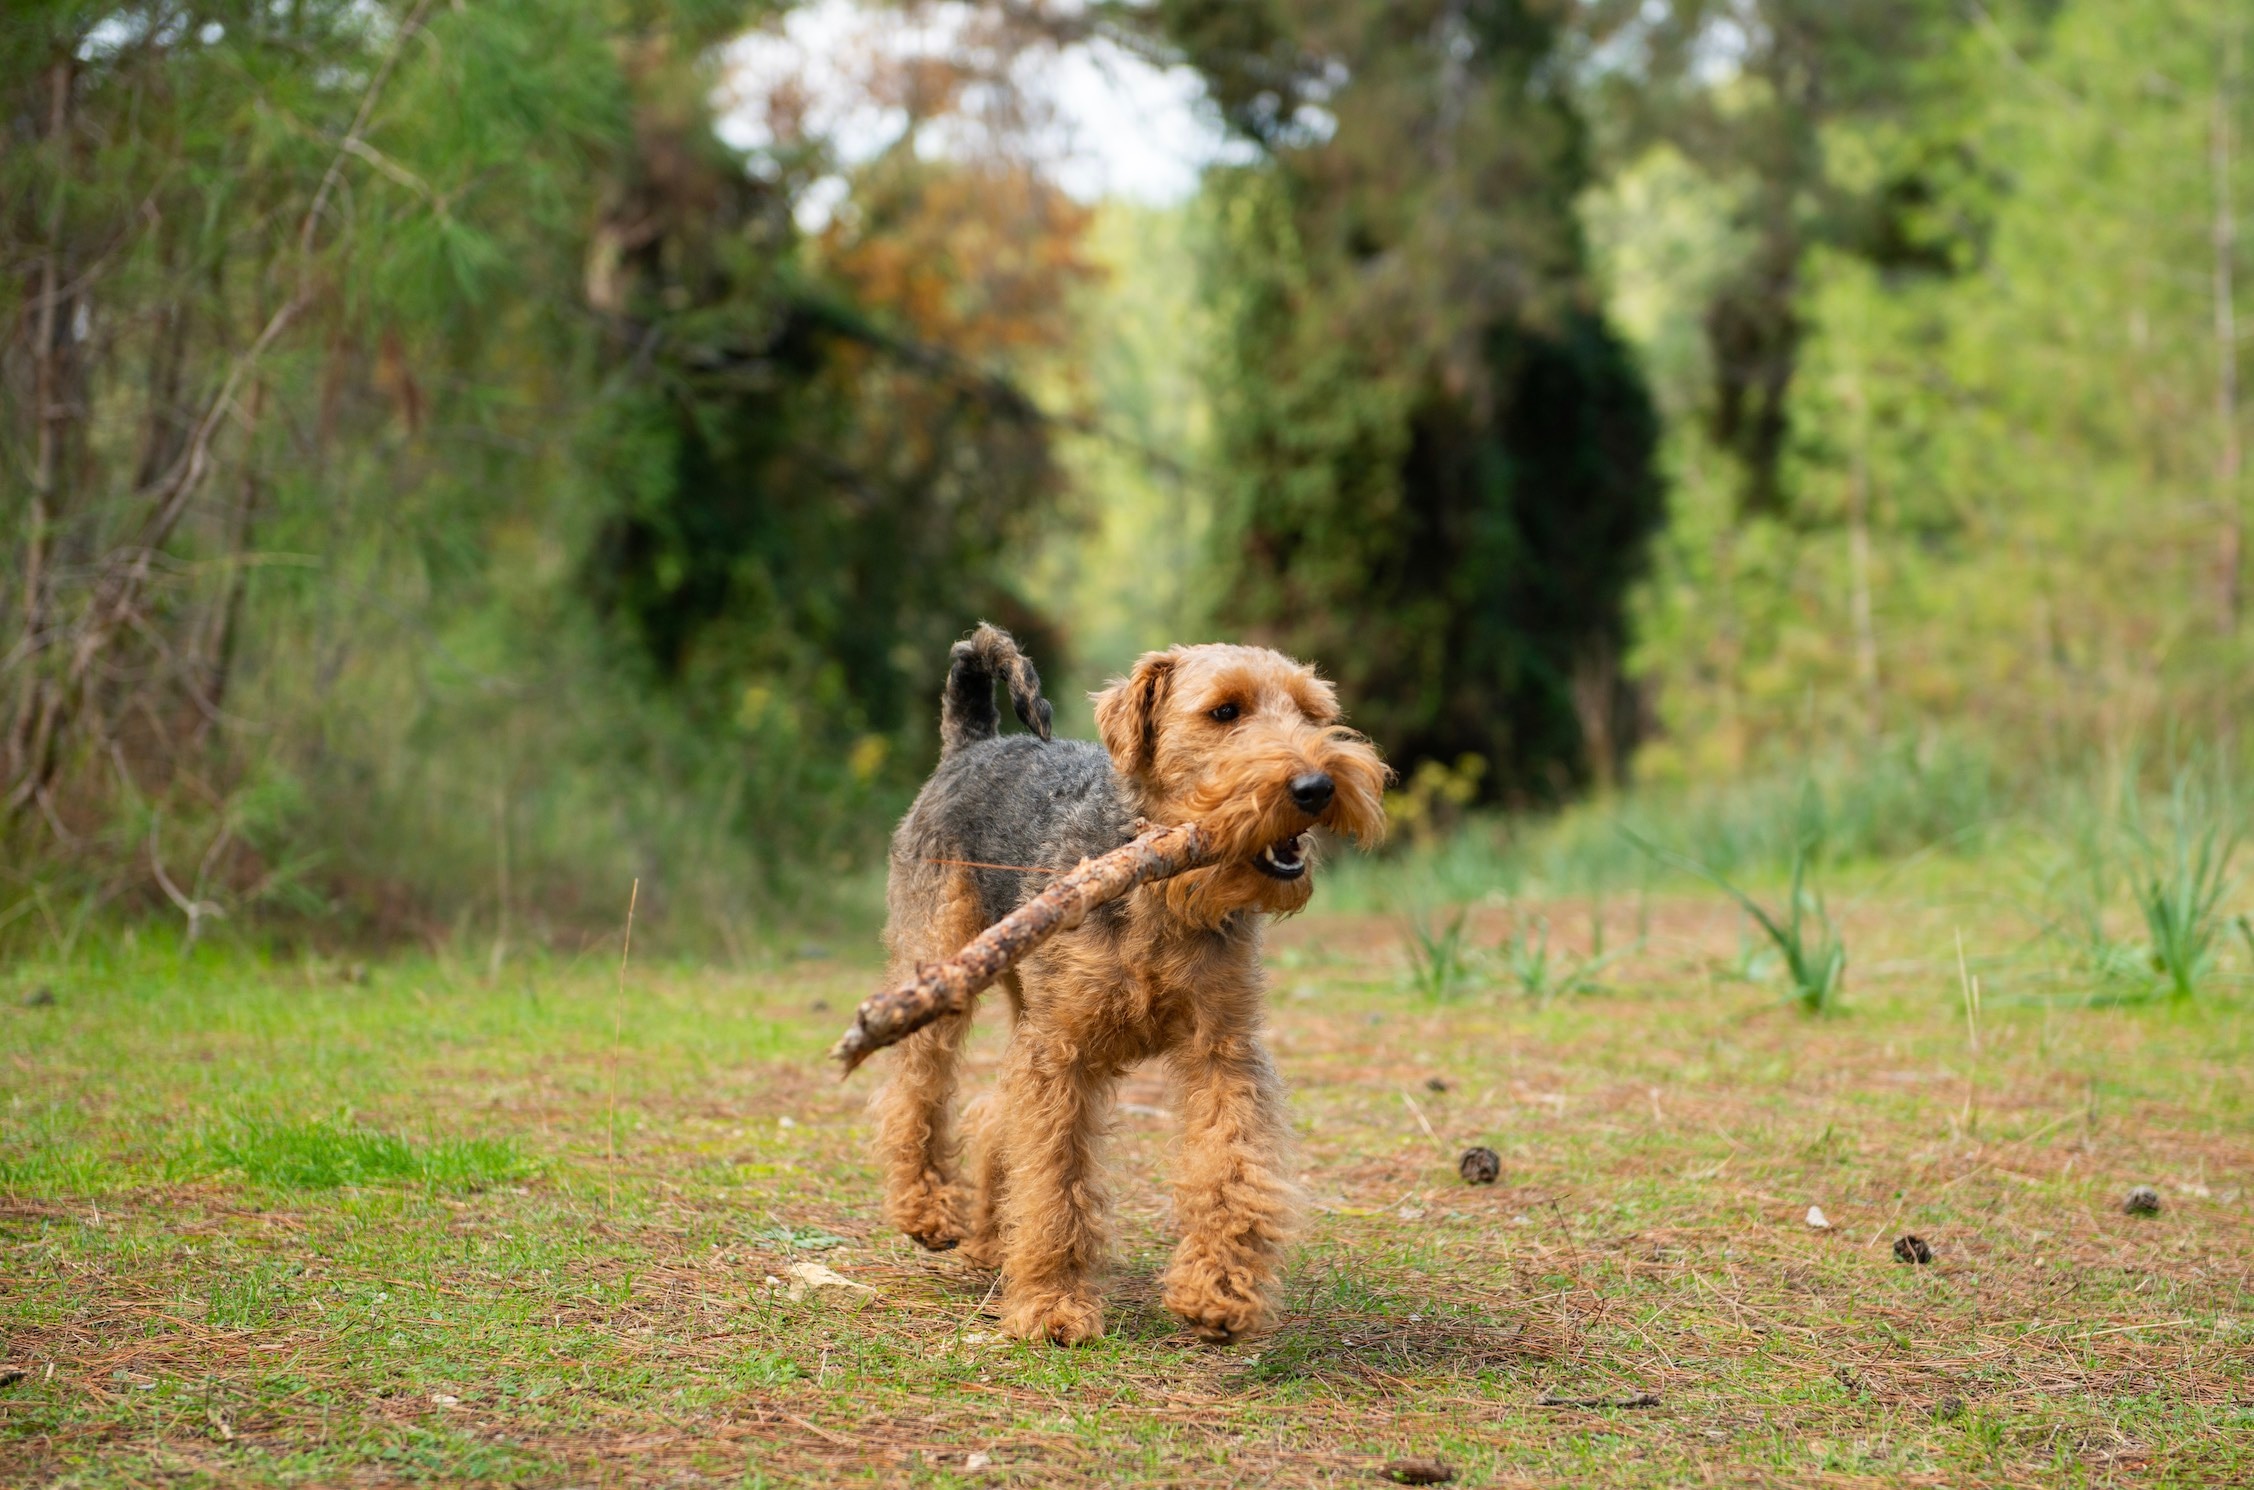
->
[[1253, 833, 1310, 881]]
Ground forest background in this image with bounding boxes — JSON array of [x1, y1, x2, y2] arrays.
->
[[4, 0, 2249, 952]]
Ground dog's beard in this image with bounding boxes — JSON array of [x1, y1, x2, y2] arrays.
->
[[1161, 855, 1317, 926]]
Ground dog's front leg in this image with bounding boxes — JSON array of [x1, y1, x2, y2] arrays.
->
[[992, 1021, 1113, 1345], [1162, 1031, 1296, 1344]]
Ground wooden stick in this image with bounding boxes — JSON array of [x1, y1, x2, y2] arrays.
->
[[830, 820, 1217, 1074]]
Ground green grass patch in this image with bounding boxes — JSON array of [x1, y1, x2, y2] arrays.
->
[[194, 1114, 532, 1192]]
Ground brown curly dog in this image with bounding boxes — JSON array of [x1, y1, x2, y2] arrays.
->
[[871, 624, 1388, 1345]]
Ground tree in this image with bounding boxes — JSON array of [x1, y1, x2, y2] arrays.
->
[[0, 0, 1095, 934], [1166, 0, 1664, 795]]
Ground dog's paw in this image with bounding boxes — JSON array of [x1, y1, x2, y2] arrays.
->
[[886, 1177, 967, 1252], [1001, 1287, 1105, 1346], [1162, 1263, 1271, 1345]]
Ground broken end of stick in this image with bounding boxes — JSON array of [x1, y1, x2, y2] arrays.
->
[[829, 1023, 874, 1077]]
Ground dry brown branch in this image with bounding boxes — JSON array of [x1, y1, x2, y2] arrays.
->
[[830, 819, 1218, 1074]]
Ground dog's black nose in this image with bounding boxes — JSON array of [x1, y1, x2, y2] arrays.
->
[[1289, 771, 1334, 814]]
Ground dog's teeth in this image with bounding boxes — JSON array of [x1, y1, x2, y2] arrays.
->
[[1256, 836, 1308, 878]]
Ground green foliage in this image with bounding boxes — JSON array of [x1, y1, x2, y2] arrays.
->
[[1604, 0, 2254, 770], [0, 0, 1093, 946], [1180, 0, 1666, 797], [5, 0, 2249, 950]]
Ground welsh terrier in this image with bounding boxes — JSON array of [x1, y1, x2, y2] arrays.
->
[[872, 624, 1388, 1345]]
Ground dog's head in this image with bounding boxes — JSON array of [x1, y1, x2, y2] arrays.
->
[[1092, 643, 1389, 924]]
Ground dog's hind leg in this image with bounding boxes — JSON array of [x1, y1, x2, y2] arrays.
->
[[957, 973, 1023, 1270], [873, 868, 986, 1251]]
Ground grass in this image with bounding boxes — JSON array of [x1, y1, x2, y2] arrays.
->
[[1401, 909, 1475, 1001], [2126, 775, 2244, 1001], [2038, 768, 2250, 1005], [1496, 915, 1627, 1005], [3, 876, 2251, 1488], [1626, 823, 1848, 1015], [1327, 734, 2015, 913], [197, 1116, 531, 1193]]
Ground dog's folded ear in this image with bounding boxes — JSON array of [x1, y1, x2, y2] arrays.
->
[[1092, 650, 1176, 777]]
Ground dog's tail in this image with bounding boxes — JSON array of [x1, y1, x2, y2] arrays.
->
[[940, 623, 1053, 756]]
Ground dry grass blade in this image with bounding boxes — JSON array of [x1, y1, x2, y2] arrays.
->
[[1537, 1390, 1662, 1409]]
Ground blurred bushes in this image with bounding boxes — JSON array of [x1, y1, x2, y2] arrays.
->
[[0, 1, 1089, 950]]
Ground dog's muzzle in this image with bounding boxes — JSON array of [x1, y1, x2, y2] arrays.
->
[[1253, 833, 1310, 881]]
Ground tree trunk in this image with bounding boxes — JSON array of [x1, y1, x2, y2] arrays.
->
[[2214, 23, 2244, 634], [7, 58, 74, 807], [1846, 375, 1881, 738]]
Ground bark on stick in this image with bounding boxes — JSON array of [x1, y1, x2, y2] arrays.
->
[[830, 820, 1218, 1074]]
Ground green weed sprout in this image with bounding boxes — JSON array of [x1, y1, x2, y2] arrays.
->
[[1501, 916, 1633, 1005], [1501, 919, 1557, 1001], [1402, 908, 1476, 1001], [1626, 825, 1846, 1014], [2125, 773, 2243, 1000]]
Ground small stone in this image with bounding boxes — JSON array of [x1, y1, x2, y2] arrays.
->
[[22, 986, 55, 1009], [1892, 1234, 1933, 1265], [964, 1450, 992, 1471], [1424, 1076, 1449, 1093], [1805, 1205, 1831, 1230], [2122, 1185, 2161, 1216], [1381, 1458, 1455, 1486], [1458, 1146, 1501, 1185], [1933, 1395, 1965, 1421]]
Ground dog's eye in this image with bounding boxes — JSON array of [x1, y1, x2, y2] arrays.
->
[[1208, 703, 1240, 723]]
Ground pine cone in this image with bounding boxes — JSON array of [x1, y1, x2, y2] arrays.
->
[[2122, 1185, 2161, 1216], [1892, 1234, 1932, 1264], [1457, 1146, 1501, 1185]]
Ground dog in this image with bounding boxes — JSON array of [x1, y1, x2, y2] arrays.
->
[[871, 624, 1388, 1344]]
